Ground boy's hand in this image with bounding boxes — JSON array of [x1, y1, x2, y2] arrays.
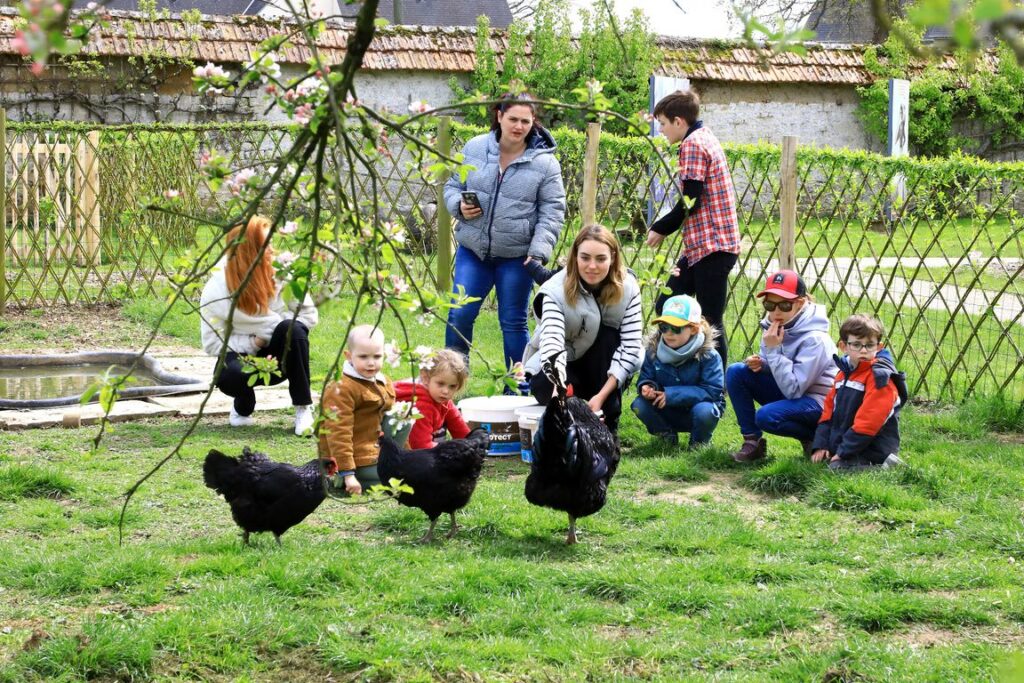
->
[[460, 201, 483, 219], [744, 355, 763, 372], [763, 321, 785, 348], [811, 449, 830, 463], [652, 390, 667, 409], [343, 474, 362, 496], [645, 231, 665, 248], [640, 384, 655, 400]]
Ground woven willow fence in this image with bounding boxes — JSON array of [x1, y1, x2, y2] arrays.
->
[[3, 114, 1024, 402]]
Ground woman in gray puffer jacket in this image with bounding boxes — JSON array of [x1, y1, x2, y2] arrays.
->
[[444, 93, 566, 371]]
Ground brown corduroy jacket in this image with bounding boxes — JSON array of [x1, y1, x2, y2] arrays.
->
[[318, 367, 395, 473]]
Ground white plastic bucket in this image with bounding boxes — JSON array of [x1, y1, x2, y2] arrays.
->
[[458, 396, 539, 456], [515, 404, 547, 463]]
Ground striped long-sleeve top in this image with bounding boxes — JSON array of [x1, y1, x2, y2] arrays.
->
[[537, 282, 644, 387]]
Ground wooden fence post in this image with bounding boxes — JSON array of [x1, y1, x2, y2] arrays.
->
[[435, 116, 453, 296], [581, 121, 601, 226], [76, 130, 101, 267], [779, 135, 797, 272], [0, 109, 6, 311]]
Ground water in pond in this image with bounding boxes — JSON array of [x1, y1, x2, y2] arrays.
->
[[0, 364, 164, 402]]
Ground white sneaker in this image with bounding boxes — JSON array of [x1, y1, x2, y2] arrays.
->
[[294, 405, 315, 436], [229, 409, 255, 427], [882, 454, 905, 468]]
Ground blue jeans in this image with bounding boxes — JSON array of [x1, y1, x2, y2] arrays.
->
[[445, 246, 533, 366], [631, 397, 721, 447], [725, 362, 822, 440]]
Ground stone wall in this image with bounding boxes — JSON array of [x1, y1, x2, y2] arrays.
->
[[692, 81, 881, 152]]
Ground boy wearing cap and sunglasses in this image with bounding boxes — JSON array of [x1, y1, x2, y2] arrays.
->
[[726, 270, 838, 462], [632, 295, 725, 448]]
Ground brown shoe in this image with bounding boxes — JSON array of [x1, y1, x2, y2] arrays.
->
[[732, 437, 767, 463]]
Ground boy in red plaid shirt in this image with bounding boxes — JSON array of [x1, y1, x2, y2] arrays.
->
[[646, 90, 740, 370]]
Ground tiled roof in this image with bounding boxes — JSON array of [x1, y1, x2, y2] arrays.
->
[[0, 10, 991, 85]]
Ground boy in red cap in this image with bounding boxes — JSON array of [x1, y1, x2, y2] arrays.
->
[[725, 269, 837, 462]]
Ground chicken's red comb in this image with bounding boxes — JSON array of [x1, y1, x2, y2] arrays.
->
[[566, 383, 574, 397]]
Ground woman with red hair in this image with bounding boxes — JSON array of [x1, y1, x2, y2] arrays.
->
[[199, 216, 319, 434]]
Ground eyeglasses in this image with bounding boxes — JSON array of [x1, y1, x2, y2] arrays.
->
[[845, 341, 879, 351], [762, 300, 796, 312], [658, 322, 685, 334]]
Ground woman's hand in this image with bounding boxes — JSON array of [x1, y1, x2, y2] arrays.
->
[[744, 355, 763, 372], [460, 201, 483, 219], [762, 321, 785, 349], [587, 394, 605, 414], [252, 335, 268, 349]]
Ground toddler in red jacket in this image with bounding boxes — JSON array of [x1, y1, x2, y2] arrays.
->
[[393, 349, 472, 449]]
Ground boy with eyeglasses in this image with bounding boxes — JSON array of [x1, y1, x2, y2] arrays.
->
[[632, 295, 725, 449], [810, 314, 909, 471]]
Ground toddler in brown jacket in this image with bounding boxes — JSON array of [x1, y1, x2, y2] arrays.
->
[[319, 325, 395, 495]]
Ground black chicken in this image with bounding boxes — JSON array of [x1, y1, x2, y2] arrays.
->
[[525, 357, 621, 544], [377, 428, 490, 542], [203, 447, 337, 546]]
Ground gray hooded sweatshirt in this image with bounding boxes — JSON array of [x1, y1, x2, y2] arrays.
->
[[759, 302, 838, 405], [444, 127, 566, 262]]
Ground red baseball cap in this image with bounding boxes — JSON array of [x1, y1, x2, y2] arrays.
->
[[756, 269, 807, 300]]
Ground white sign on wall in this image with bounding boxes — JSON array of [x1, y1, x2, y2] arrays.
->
[[887, 78, 910, 224], [648, 75, 691, 223]]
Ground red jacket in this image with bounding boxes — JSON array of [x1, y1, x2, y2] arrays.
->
[[812, 350, 907, 465], [393, 380, 471, 449]]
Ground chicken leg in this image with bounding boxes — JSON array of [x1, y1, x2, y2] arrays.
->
[[445, 512, 459, 539], [566, 515, 577, 545], [418, 518, 438, 544]]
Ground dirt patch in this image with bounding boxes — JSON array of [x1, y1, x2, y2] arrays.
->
[[898, 623, 1024, 648], [639, 473, 768, 508], [0, 305, 191, 354]]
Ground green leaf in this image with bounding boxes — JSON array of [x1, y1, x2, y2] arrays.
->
[[974, 0, 1008, 20]]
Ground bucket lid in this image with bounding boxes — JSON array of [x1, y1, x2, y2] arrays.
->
[[459, 396, 537, 412], [515, 404, 546, 418]]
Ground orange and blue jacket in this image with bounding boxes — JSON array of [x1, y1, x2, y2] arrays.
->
[[811, 349, 908, 465]]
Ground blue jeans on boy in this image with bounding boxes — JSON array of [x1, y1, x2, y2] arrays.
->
[[445, 246, 533, 367], [631, 397, 721, 447], [725, 362, 822, 440]]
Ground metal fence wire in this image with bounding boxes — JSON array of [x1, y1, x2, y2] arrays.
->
[[3, 118, 1024, 403]]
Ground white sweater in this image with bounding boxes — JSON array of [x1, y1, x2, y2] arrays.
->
[[199, 263, 319, 356]]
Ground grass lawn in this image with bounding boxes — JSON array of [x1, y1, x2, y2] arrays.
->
[[3, 301, 1024, 681]]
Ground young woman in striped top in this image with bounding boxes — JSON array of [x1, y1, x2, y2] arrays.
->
[[522, 225, 645, 433]]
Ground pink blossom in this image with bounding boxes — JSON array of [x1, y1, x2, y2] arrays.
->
[[408, 100, 430, 114], [30, 61, 45, 77], [509, 362, 527, 383], [390, 275, 409, 295], [163, 189, 181, 199], [294, 103, 314, 126], [12, 31, 30, 57], [280, 220, 298, 235], [384, 342, 402, 367]]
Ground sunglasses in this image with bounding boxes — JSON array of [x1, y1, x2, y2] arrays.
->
[[762, 300, 796, 312], [657, 322, 687, 334]]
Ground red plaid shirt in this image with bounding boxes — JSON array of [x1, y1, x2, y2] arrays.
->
[[676, 127, 740, 264]]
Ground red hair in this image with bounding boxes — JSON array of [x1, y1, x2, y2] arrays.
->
[[224, 216, 276, 315]]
